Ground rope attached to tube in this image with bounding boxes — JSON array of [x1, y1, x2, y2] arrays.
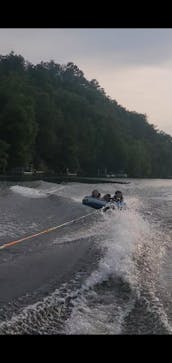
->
[[0, 211, 97, 251]]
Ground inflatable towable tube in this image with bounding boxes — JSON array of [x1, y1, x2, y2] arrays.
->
[[82, 196, 106, 209], [82, 196, 126, 211]]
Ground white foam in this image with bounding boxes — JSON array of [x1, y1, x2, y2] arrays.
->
[[0, 283, 69, 334], [64, 198, 151, 334], [64, 291, 135, 334], [84, 199, 146, 287], [10, 185, 48, 198]]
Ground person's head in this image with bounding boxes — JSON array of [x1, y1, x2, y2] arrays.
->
[[114, 190, 123, 201], [103, 193, 111, 202], [92, 189, 100, 198]]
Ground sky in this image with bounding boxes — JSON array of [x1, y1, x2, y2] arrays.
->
[[0, 28, 172, 135]]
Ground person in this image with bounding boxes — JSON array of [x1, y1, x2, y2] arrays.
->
[[102, 193, 111, 202], [112, 190, 123, 202], [91, 189, 101, 199]]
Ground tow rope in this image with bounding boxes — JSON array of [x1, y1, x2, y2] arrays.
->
[[0, 211, 97, 250]]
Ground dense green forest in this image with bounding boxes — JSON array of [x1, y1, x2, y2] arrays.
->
[[0, 51, 172, 178]]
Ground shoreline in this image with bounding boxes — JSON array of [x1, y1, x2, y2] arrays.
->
[[0, 175, 130, 184]]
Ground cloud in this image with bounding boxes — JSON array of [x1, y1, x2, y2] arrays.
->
[[0, 28, 172, 135], [1, 28, 172, 67]]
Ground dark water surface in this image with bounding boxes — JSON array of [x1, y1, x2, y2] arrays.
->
[[0, 179, 171, 334]]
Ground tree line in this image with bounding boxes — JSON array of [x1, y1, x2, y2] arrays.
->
[[0, 51, 171, 178]]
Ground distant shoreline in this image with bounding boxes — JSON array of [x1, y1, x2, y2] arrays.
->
[[0, 174, 130, 184]]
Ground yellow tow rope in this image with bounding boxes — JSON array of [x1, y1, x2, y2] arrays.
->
[[0, 211, 96, 250]]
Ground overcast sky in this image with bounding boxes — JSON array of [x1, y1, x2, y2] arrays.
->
[[1, 28, 172, 135]]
